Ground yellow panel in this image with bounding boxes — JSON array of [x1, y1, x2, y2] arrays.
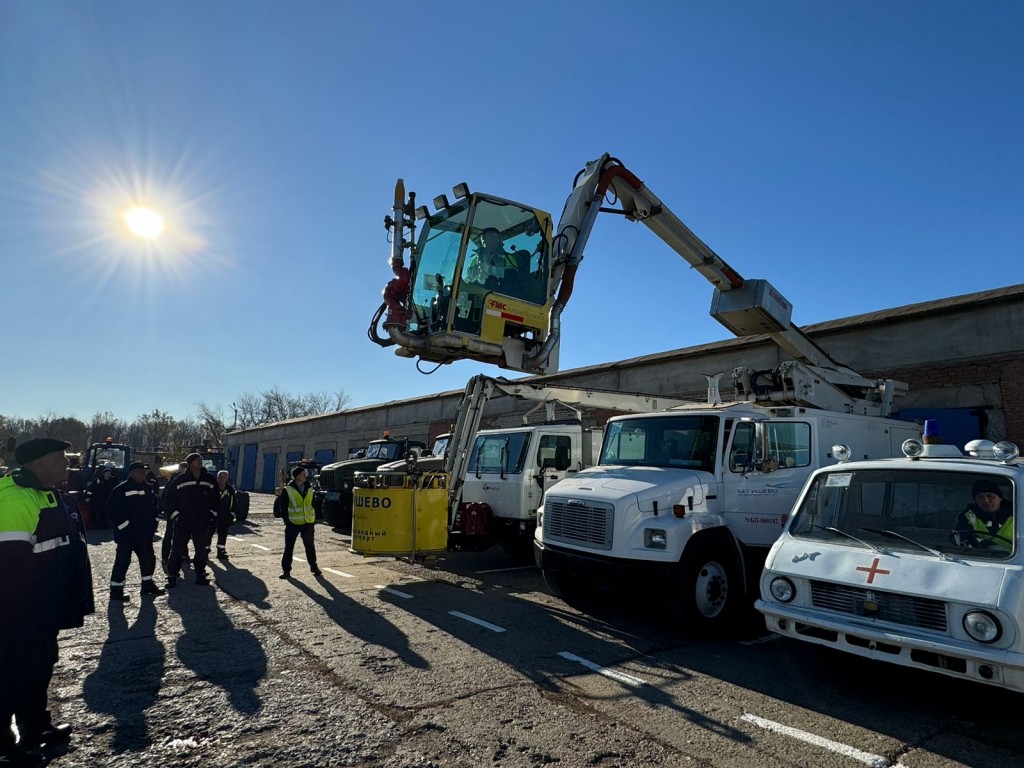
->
[[350, 486, 448, 557]]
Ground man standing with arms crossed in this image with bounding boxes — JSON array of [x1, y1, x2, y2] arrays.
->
[[0, 438, 94, 767]]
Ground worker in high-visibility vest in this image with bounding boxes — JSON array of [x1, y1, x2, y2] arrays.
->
[[274, 465, 320, 579], [956, 479, 1013, 551], [0, 438, 95, 766]]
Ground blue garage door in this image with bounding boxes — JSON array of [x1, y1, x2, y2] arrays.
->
[[241, 444, 258, 490], [261, 453, 278, 492], [227, 446, 240, 485], [314, 449, 335, 464]]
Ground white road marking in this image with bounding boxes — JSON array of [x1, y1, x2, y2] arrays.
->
[[293, 555, 306, 562], [249, 544, 271, 551], [740, 713, 891, 767], [228, 536, 247, 542], [376, 585, 413, 599], [740, 633, 782, 646], [475, 565, 539, 574], [449, 611, 506, 633], [324, 568, 354, 578], [557, 651, 647, 687]]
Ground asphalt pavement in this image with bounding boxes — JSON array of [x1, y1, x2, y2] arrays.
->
[[34, 493, 1024, 767]]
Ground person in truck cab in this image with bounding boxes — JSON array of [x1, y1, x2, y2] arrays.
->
[[956, 479, 1013, 550], [465, 227, 519, 289]]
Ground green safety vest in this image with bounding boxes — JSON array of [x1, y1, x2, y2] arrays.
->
[[284, 484, 315, 525], [964, 510, 1013, 551]]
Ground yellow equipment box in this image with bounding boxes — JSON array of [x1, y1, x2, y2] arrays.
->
[[350, 473, 448, 557]]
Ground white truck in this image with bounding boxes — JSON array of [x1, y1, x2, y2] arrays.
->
[[371, 153, 920, 628], [353, 374, 694, 557], [757, 434, 1023, 691]]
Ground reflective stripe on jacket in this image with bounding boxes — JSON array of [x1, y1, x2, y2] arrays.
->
[[964, 510, 1013, 550], [285, 484, 315, 525]]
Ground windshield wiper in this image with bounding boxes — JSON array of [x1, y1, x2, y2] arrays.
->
[[808, 524, 884, 553], [858, 527, 946, 559]]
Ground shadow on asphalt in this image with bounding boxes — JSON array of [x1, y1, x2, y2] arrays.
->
[[166, 582, 267, 715], [291, 575, 429, 670], [82, 600, 165, 753]]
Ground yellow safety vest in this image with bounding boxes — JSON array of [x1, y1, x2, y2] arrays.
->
[[964, 510, 1013, 551], [284, 485, 315, 525]]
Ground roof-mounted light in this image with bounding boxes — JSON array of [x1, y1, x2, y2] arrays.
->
[[993, 441, 1020, 463], [452, 182, 470, 199], [964, 439, 996, 458], [832, 444, 852, 463], [414, 205, 429, 220], [902, 438, 925, 458], [432, 194, 450, 212]]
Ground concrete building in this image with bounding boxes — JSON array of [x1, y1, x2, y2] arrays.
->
[[226, 284, 1024, 491]]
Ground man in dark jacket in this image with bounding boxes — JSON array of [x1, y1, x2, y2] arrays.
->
[[160, 461, 188, 568], [107, 461, 166, 601], [163, 453, 218, 587], [212, 470, 236, 560], [85, 466, 118, 529], [276, 466, 320, 580], [0, 438, 95, 766]]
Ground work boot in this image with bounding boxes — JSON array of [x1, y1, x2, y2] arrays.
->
[[109, 585, 130, 603], [19, 722, 73, 751], [195, 575, 211, 586], [216, 547, 228, 560], [166, 576, 177, 588], [310, 567, 322, 576], [0, 744, 45, 768], [141, 580, 167, 597], [279, 571, 290, 580]]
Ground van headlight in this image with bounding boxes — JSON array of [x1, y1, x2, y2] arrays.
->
[[963, 610, 1002, 644], [769, 576, 796, 603]]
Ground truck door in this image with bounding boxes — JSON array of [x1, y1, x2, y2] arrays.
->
[[721, 420, 812, 546], [462, 430, 533, 523]]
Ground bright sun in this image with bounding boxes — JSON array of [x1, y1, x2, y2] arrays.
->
[[123, 206, 166, 240]]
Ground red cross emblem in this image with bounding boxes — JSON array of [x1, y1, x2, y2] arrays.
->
[[855, 557, 891, 584]]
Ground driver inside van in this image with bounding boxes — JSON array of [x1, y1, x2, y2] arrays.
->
[[956, 479, 1013, 550]]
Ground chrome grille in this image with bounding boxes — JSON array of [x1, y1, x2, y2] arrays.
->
[[810, 581, 948, 632], [544, 498, 614, 550]]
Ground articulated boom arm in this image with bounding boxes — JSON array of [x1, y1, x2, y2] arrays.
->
[[443, 374, 695, 527], [527, 154, 906, 417]]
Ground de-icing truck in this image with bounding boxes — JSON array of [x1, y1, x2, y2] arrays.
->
[[369, 153, 921, 629]]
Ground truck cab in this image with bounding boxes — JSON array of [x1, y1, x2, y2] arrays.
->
[[455, 422, 601, 555], [757, 436, 1023, 691], [534, 403, 921, 630], [318, 435, 428, 528]]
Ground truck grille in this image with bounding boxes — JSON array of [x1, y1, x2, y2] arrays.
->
[[810, 581, 948, 633], [544, 498, 613, 550]]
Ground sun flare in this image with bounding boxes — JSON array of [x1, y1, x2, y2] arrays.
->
[[123, 206, 165, 240]]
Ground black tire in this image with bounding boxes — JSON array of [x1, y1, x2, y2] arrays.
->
[[499, 527, 534, 560], [323, 500, 343, 528], [542, 567, 589, 601], [674, 544, 739, 633]]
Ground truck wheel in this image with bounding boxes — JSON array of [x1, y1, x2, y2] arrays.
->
[[542, 567, 588, 601], [675, 546, 738, 633], [499, 528, 534, 560], [323, 501, 342, 528]]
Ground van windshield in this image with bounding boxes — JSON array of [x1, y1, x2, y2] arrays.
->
[[790, 469, 1014, 561]]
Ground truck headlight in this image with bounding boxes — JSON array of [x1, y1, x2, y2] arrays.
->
[[769, 576, 795, 603], [644, 528, 667, 549], [963, 610, 1002, 644]]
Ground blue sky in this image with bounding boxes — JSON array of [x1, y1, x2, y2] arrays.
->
[[2, 1, 1021, 424]]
